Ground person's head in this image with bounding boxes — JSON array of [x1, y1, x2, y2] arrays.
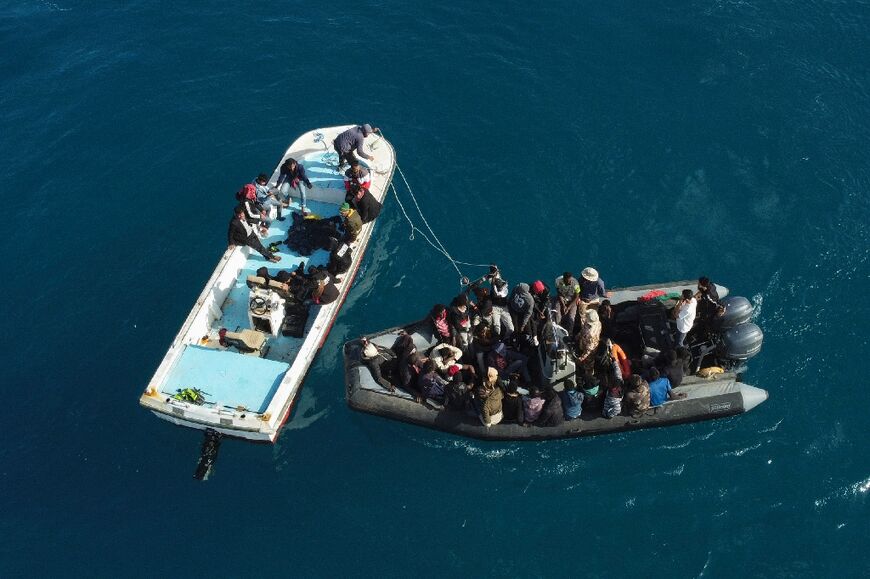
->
[[698, 276, 710, 290], [529, 386, 542, 398], [283, 157, 297, 170], [480, 299, 493, 316], [682, 289, 694, 300], [244, 184, 255, 199], [350, 159, 361, 170], [234, 204, 246, 218], [431, 303, 447, 318], [256, 173, 268, 185], [581, 267, 599, 282], [493, 341, 507, 357], [562, 271, 573, 283], [439, 346, 454, 359], [531, 280, 545, 295], [600, 299, 612, 316], [422, 360, 437, 375], [492, 277, 506, 289], [629, 374, 643, 389], [505, 376, 519, 395], [488, 264, 500, 277], [486, 366, 499, 384], [339, 202, 351, 215], [473, 286, 489, 302], [453, 293, 468, 310], [564, 379, 576, 392], [361, 123, 373, 136], [648, 367, 661, 381]]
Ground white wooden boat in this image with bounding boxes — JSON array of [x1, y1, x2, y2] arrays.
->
[[140, 126, 395, 442]]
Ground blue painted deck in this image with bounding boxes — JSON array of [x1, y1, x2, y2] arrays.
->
[[160, 345, 289, 412]]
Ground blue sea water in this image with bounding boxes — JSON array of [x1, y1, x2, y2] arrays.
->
[[2, 0, 869, 576]]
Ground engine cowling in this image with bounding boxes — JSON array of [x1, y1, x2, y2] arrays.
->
[[718, 322, 764, 360]]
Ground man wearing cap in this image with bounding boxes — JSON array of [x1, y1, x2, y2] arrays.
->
[[333, 124, 380, 169], [579, 266, 610, 304], [339, 202, 362, 243]]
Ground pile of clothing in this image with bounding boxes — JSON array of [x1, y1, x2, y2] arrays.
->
[[284, 213, 341, 256]]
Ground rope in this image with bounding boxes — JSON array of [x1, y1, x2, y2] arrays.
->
[[389, 163, 492, 286]]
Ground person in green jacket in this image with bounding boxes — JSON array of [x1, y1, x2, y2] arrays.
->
[[339, 202, 362, 243]]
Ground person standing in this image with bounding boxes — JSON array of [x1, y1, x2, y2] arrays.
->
[[333, 124, 379, 169], [275, 158, 313, 216], [579, 266, 609, 304], [553, 271, 581, 331], [227, 205, 281, 263], [673, 289, 698, 347]]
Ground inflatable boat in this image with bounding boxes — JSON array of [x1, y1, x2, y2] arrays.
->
[[345, 281, 767, 441], [140, 126, 396, 442]]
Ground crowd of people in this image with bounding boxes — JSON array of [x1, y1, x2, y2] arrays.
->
[[362, 268, 724, 428], [227, 124, 383, 265]]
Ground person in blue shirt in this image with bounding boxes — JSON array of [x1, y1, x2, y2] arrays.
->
[[647, 367, 686, 406], [580, 266, 611, 304], [560, 379, 583, 420], [253, 173, 285, 221]]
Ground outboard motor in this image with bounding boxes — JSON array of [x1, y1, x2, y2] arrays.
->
[[718, 322, 764, 361], [717, 296, 754, 329]]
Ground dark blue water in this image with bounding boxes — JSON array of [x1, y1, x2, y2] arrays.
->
[[3, 1, 868, 576]]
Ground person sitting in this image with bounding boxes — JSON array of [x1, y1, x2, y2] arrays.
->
[[522, 386, 545, 426], [236, 184, 269, 235], [429, 342, 464, 375], [579, 266, 609, 305], [339, 202, 363, 243], [535, 388, 565, 427], [333, 123, 379, 169], [574, 309, 602, 369], [444, 366, 472, 410], [418, 360, 449, 403], [227, 205, 280, 263], [428, 304, 453, 345], [311, 275, 339, 305], [580, 373, 602, 410], [508, 282, 535, 337], [478, 367, 504, 427], [449, 294, 473, 352], [346, 181, 382, 224], [253, 173, 285, 221], [560, 379, 583, 420], [344, 159, 371, 193], [659, 349, 685, 388], [602, 384, 623, 418], [397, 342, 426, 403], [673, 289, 698, 347], [624, 374, 650, 417], [598, 299, 616, 341], [275, 157, 313, 215], [486, 341, 532, 384], [500, 375, 524, 424], [647, 367, 685, 406], [553, 271, 581, 332], [360, 338, 396, 391], [327, 237, 352, 277]]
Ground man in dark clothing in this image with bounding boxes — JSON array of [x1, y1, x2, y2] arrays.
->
[[500, 375, 525, 424], [333, 124, 380, 169], [227, 205, 280, 262], [535, 389, 565, 427], [327, 237, 352, 277], [695, 276, 723, 321], [509, 283, 535, 336]]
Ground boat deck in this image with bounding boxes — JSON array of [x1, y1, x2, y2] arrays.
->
[[160, 148, 350, 408]]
